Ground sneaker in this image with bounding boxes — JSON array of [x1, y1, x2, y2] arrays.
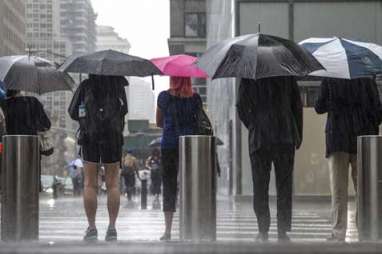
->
[[255, 232, 269, 242], [105, 226, 118, 242], [83, 227, 98, 242], [160, 233, 171, 241]]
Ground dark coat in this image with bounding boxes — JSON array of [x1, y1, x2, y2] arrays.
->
[[314, 78, 382, 157], [2, 96, 51, 135], [237, 77, 303, 154]]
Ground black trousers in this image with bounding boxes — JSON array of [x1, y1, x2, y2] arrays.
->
[[123, 172, 136, 201], [250, 145, 295, 234], [161, 148, 178, 212]]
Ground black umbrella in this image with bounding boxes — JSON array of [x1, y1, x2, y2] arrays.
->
[[0, 55, 74, 94], [197, 33, 324, 80], [148, 137, 161, 148], [59, 50, 162, 77]]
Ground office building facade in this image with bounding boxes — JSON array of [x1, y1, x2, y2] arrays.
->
[[0, 0, 26, 56], [168, 0, 207, 104]]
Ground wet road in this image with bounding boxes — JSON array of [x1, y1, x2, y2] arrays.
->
[[33, 195, 357, 242]]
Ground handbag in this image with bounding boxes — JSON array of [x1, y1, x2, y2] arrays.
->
[[38, 131, 54, 156], [194, 101, 213, 136]]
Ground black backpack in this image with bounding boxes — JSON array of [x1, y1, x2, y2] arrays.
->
[[79, 83, 125, 140]]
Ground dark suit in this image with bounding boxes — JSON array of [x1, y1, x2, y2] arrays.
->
[[237, 77, 303, 234], [315, 78, 381, 157]]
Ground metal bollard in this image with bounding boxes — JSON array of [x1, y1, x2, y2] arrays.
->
[[357, 135, 382, 241], [179, 135, 216, 241], [1, 135, 40, 241]]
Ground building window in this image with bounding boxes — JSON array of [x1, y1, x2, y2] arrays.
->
[[185, 12, 206, 38]]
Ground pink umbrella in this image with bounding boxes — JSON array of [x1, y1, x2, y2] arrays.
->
[[151, 54, 208, 78]]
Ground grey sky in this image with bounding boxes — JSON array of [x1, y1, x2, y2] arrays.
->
[[91, 0, 170, 92]]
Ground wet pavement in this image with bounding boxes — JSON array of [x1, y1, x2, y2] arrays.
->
[[3, 194, 358, 242], [0, 194, 365, 253]]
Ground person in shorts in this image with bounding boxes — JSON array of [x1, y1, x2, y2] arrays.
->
[[69, 75, 128, 241]]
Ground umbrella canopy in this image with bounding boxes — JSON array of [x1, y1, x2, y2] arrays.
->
[[197, 33, 323, 80], [59, 50, 162, 77], [0, 55, 75, 94], [148, 137, 162, 148], [151, 54, 208, 78], [299, 37, 382, 79], [0, 81, 5, 99], [148, 136, 223, 147]]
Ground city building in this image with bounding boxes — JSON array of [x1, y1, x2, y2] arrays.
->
[[207, 0, 382, 197], [168, 0, 207, 104], [25, 0, 70, 62], [96, 25, 131, 53], [127, 78, 155, 123], [124, 78, 160, 160], [25, 0, 97, 175], [59, 0, 97, 55], [0, 0, 26, 56], [25, 0, 74, 132]]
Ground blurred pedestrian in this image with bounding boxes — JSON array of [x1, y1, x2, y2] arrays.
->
[[67, 164, 83, 196], [315, 78, 382, 242], [121, 151, 138, 202], [237, 77, 303, 242], [2, 89, 51, 192], [156, 77, 202, 241], [68, 75, 128, 242], [145, 149, 161, 203]]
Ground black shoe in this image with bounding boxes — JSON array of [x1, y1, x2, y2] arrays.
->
[[83, 227, 98, 242], [160, 233, 171, 241], [255, 232, 269, 242], [278, 232, 291, 242], [105, 226, 117, 242], [326, 234, 345, 242]]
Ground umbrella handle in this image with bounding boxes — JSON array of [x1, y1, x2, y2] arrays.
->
[[151, 75, 155, 90]]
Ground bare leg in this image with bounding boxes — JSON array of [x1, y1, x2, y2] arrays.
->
[[105, 162, 120, 228], [83, 162, 98, 229], [164, 211, 174, 236]]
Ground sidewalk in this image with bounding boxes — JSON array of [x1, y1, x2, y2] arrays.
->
[[33, 195, 357, 242]]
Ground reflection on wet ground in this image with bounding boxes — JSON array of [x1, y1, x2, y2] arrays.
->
[[0, 195, 370, 253], [31, 195, 357, 242]]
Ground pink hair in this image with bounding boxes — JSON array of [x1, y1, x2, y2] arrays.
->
[[169, 77, 194, 97]]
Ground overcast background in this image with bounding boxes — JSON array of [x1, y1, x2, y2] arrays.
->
[[92, 0, 170, 93]]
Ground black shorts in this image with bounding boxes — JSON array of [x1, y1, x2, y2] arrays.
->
[[82, 138, 122, 164]]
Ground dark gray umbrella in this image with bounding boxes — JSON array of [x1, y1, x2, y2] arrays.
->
[[148, 136, 223, 148], [59, 50, 162, 77], [148, 137, 162, 148], [197, 33, 324, 80], [0, 55, 75, 94]]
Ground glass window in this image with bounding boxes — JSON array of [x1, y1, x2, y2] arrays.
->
[[185, 13, 206, 38]]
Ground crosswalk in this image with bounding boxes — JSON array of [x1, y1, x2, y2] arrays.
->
[[34, 196, 358, 242]]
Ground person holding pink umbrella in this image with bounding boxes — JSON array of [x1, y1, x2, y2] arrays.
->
[[153, 54, 207, 241]]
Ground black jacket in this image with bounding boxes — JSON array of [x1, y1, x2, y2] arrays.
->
[[237, 77, 303, 154], [2, 96, 51, 135], [315, 78, 382, 157], [68, 76, 128, 141]]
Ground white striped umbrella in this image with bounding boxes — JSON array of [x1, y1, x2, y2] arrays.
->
[[0, 55, 74, 94], [300, 37, 382, 79]]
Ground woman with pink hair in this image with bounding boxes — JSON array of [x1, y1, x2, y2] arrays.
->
[[156, 77, 202, 240]]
